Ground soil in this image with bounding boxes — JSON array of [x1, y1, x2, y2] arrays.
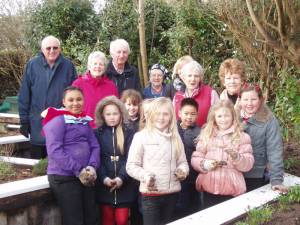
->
[[0, 166, 34, 184], [266, 203, 300, 225], [284, 141, 300, 177], [233, 140, 300, 225]]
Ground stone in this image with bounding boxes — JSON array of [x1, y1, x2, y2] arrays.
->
[[7, 209, 28, 225], [0, 212, 7, 225]]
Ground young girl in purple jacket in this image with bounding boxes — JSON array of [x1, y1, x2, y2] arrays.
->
[[43, 86, 100, 225]]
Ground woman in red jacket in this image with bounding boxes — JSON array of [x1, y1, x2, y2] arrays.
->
[[173, 60, 219, 127], [73, 51, 118, 128]]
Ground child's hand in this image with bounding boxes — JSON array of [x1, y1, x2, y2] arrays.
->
[[174, 168, 186, 181], [225, 148, 240, 161], [103, 177, 116, 187], [271, 184, 289, 194], [145, 175, 158, 191], [79, 168, 90, 186], [202, 159, 218, 171], [109, 177, 123, 192]]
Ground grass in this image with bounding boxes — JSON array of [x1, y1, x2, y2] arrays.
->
[[32, 158, 48, 176], [0, 160, 16, 180], [235, 185, 300, 225]]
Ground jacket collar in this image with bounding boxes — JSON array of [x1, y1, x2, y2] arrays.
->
[[40, 52, 62, 68], [154, 128, 172, 138], [212, 125, 235, 137], [107, 59, 133, 76], [247, 104, 273, 124]]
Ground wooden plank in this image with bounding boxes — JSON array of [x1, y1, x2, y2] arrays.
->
[[168, 173, 300, 225], [0, 113, 19, 118], [0, 135, 29, 145], [0, 156, 39, 166], [0, 189, 53, 211], [0, 175, 49, 199], [6, 124, 21, 129], [0, 113, 20, 124]]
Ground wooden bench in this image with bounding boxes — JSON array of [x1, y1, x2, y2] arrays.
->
[[0, 135, 29, 145], [168, 173, 300, 225]]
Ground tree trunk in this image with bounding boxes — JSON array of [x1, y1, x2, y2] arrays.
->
[[138, 0, 148, 87]]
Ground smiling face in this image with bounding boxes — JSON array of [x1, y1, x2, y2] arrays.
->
[[150, 69, 164, 88], [112, 46, 129, 66], [224, 73, 242, 95], [63, 90, 84, 114], [240, 90, 261, 117], [124, 99, 139, 120], [183, 72, 201, 92], [103, 104, 121, 127], [179, 105, 198, 129], [154, 107, 172, 132], [88, 57, 106, 77], [41, 37, 61, 66], [214, 107, 233, 131]]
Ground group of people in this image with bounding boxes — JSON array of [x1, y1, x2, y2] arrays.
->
[[18, 35, 288, 225]]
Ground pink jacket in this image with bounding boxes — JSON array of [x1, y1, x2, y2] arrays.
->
[[72, 71, 118, 128], [191, 126, 254, 196]]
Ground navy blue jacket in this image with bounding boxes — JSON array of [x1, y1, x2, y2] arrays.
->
[[106, 60, 141, 95], [177, 122, 201, 183], [18, 53, 77, 145], [94, 124, 138, 207], [143, 83, 170, 99]]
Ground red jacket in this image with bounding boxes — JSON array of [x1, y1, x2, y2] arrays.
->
[[173, 84, 212, 127], [73, 71, 118, 128]]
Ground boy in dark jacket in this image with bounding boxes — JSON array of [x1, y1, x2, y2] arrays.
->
[[175, 98, 202, 219]]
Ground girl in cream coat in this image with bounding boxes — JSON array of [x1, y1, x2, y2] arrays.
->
[[126, 97, 189, 225]]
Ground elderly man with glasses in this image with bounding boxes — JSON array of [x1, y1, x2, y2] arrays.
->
[[18, 35, 77, 159]]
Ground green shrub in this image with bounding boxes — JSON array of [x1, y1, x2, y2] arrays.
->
[[272, 68, 300, 141], [236, 205, 273, 225], [0, 160, 16, 180], [32, 158, 48, 176]]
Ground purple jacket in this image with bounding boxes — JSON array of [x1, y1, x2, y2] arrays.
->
[[44, 115, 100, 176]]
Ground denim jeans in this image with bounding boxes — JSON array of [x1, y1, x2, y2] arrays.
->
[[48, 175, 98, 225], [142, 193, 179, 225]]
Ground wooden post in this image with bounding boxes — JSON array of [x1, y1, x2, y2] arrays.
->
[[138, 0, 148, 87]]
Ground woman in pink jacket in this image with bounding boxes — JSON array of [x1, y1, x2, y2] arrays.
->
[[191, 100, 254, 209], [73, 51, 118, 128]]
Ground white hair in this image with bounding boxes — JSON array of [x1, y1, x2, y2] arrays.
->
[[87, 51, 107, 68], [181, 60, 205, 80], [109, 39, 131, 56], [41, 35, 61, 49]]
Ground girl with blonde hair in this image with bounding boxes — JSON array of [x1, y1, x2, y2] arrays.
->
[[126, 97, 189, 225], [191, 100, 254, 208], [94, 96, 138, 225]]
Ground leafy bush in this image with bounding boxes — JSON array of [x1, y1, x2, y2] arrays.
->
[[32, 158, 48, 176], [272, 68, 300, 140], [26, 0, 101, 73], [0, 160, 16, 180]]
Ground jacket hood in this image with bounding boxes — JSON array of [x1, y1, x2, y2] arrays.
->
[[253, 103, 273, 123], [94, 96, 129, 127]]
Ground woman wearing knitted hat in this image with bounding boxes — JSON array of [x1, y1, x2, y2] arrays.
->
[[143, 64, 171, 99]]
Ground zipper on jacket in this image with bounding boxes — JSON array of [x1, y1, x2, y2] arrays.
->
[[112, 127, 117, 205], [169, 137, 172, 190]]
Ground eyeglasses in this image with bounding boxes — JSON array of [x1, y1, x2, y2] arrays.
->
[[45, 46, 59, 51]]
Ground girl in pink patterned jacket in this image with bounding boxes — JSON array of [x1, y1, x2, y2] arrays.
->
[[191, 100, 254, 209]]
